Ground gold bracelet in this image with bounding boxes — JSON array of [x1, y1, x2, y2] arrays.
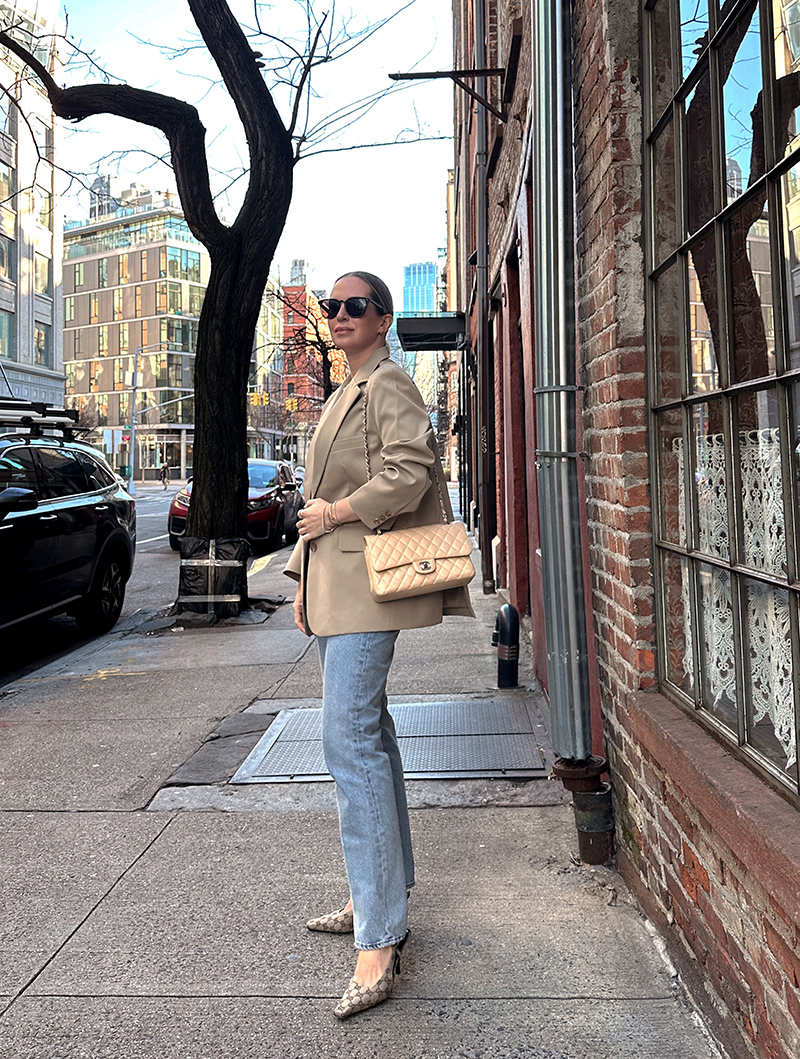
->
[[323, 503, 335, 533], [329, 500, 340, 527]]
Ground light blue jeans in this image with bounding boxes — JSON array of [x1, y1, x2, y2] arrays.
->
[[317, 630, 414, 950]]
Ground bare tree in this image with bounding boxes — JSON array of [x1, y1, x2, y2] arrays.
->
[[0, 0, 437, 613]]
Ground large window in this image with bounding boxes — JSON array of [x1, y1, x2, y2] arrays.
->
[[34, 253, 50, 296], [0, 163, 13, 204], [34, 323, 51, 368], [0, 309, 14, 359], [646, 0, 800, 800], [0, 234, 14, 281]]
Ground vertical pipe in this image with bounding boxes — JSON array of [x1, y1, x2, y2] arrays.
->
[[531, 0, 592, 759], [475, 0, 496, 592]]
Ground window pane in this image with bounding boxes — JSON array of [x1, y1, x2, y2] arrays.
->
[[679, 0, 710, 78], [685, 67, 715, 233], [0, 234, 14, 280], [37, 448, 89, 498], [693, 399, 729, 559], [688, 235, 720, 390], [651, 0, 676, 123], [696, 561, 738, 731], [774, 0, 800, 158], [727, 204, 774, 380], [34, 324, 51, 368], [720, 3, 763, 205], [0, 309, 14, 360], [657, 407, 688, 545], [653, 118, 678, 263], [34, 253, 50, 296], [737, 389, 785, 575], [0, 446, 38, 492], [742, 577, 797, 771], [655, 262, 684, 402], [780, 162, 800, 369]]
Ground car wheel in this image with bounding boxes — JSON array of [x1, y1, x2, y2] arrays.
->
[[169, 533, 180, 551], [267, 514, 285, 552], [75, 552, 127, 635]]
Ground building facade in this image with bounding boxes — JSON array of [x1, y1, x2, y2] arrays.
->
[[0, 0, 62, 406], [453, 1, 800, 1056], [403, 261, 438, 313], [279, 283, 345, 465], [63, 193, 207, 479]]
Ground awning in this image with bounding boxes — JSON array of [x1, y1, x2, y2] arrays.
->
[[396, 312, 466, 351]]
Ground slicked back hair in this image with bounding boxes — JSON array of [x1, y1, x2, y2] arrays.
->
[[334, 271, 394, 317]]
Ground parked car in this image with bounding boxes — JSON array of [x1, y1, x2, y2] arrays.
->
[[168, 458, 303, 553], [0, 399, 136, 635]]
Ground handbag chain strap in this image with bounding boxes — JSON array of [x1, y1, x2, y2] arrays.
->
[[361, 382, 449, 524]]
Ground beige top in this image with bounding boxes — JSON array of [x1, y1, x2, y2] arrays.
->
[[284, 346, 474, 636]]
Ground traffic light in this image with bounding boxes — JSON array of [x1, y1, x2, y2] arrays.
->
[[285, 397, 299, 412], [250, 392, 261, 406]]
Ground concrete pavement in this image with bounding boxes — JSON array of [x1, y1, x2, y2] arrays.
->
[[0, 536, 725, 1058]]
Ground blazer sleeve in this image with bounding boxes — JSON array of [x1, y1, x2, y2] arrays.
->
[[347, 367, 435, 530], [283, 539, 303, 582]]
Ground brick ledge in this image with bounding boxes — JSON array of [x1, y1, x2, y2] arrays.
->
[[626, 689, 800, 931]]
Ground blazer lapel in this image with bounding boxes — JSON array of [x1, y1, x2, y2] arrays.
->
[[308, 346, 391, 498], [306, 381, 360, 499]]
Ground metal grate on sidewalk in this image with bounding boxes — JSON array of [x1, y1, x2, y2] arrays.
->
[[231, 699, 548, 783]]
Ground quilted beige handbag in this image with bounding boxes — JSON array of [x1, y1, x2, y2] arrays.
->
[[360, 386, 476, 603]]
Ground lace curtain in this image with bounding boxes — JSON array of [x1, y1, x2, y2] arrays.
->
[[674, 429, 796, 769]]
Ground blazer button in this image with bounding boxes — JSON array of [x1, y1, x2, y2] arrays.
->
[[309, 541, 317, 552]]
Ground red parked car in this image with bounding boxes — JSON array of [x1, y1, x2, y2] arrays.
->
[[168, 458, 303, 553]]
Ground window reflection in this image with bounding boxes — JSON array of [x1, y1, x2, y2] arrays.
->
[[656, 263, 684, 402], [654, 119, 677, 263], [729, 207, 775, 380], [664, 552, 695, 695], [658, 408, 687, 546], [774, 0, 800, 159], [680, 0, 710, 78], [781, 164, 800, 368], [721, 2, 763, 205], [652, 0, 675, 123], [685, 69, 715, 233], [688, 235, 720, 391]]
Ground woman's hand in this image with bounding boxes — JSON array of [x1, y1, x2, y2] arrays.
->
[[293, 588, 307, 633], [297, 497, 330, 541], [297, 496, 357, 541]]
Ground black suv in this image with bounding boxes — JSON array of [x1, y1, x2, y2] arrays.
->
[[0, 399, 136, 634]]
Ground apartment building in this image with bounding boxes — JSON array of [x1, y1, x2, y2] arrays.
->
[[0, 0, 62, 405]]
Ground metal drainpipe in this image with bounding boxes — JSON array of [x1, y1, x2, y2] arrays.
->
[[531, 0, 614, 862], [475, 0, 495, 593]]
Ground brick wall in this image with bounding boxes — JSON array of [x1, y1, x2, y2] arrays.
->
[[609, 692, 800, 1059], [486, 3, 530, 277], [571, 0, 800, 1054], [572, 0, 654, 709]]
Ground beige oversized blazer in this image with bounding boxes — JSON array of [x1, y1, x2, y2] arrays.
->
[[284, 345, 474, 636]]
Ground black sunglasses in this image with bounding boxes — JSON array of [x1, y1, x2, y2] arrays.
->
[[319, 296, 386, 319]]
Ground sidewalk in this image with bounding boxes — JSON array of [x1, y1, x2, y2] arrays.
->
[[0, 545, 723, 1059]]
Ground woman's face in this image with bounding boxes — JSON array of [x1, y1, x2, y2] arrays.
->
[[326, 276, 392, 363]]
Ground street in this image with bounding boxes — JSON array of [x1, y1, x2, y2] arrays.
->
[[0, 486, 180, 690]]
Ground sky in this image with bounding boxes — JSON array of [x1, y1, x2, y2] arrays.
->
[[54, 0, 455, 303]]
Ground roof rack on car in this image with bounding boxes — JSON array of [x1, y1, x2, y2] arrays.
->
[[0, 397, 83, 438]]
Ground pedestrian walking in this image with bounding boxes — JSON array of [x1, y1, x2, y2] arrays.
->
[[159, 462, 169, 490], [285, 271, 473, 1019]]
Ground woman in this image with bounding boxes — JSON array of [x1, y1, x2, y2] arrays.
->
[[284, 271, 473, 1019]]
